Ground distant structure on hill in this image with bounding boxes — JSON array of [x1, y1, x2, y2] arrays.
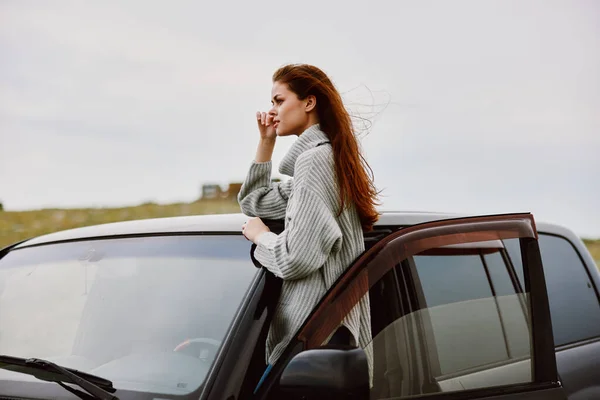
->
[[200, 182, 243, 200], [200, 179, 281, 201], [201, 184, 224, 199]]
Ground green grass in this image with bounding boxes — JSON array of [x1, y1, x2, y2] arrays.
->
[[582, 239, 600, 268], [0, 199, 241, 249], [1, 203, 599, 269]]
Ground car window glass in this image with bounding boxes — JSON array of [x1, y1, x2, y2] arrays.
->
[[415, 254, 493, 307], [537, 234, 600, 345], [505, 234, 600, 346], [484, 251, 521, 296], [413, 252, 530, 376], [0, 235, 257, 396], [502, 239, 525, 286], [484, 251, 531, 359], [364, 246, 532, 399]]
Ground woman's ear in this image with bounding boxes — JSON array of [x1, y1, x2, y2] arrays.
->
[[305, 95, 317, 113]]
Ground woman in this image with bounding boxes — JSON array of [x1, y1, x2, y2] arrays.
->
[[238, 64, 379, 385]]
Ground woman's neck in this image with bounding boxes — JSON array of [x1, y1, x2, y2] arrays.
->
[[298, 116, 320, 136]]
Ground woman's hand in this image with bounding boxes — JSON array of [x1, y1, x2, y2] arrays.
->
[[256, 111, 276, 141], [255, 112, 277, 162], [242, 217, 271, 243]]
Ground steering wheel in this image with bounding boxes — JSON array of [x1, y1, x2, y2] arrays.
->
[[173, 338, 221, 361]]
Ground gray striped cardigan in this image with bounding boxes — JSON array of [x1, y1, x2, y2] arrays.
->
[[238, 124, 373, 371]]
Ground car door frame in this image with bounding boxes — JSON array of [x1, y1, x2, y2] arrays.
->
[[254, 213, 565, 400]]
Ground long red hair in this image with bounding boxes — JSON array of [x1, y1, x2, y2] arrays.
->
[[273, 64, 379, 231]]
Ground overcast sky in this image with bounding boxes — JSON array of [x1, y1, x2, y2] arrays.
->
[[1, 0, 598, 237]]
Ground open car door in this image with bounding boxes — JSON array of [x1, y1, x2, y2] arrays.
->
[[258, 213, 567, 400]]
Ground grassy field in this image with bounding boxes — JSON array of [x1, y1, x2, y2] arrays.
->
[[1, 202, 599, 267], [583, 239, 600, 267], [0, 199, 241, 248]]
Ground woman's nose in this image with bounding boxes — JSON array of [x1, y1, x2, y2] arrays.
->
[[268, 106, 277, 116]]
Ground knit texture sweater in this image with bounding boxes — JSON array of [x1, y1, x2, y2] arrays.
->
[[237, 124, 373, 370]]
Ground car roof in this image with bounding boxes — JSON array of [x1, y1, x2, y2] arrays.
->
[[13, 210, 568, 249]]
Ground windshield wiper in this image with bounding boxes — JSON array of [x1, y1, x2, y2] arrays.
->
[[0, 355, 118, 400]]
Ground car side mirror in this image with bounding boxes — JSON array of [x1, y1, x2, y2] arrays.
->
[[279, 346, 369, 400]]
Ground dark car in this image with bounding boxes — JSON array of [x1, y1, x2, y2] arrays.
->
[[0, 211, 598, 400]]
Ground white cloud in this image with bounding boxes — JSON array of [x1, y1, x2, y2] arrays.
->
[[1, 0, 598, 236]]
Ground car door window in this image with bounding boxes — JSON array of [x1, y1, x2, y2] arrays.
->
[[292, 215, 560, 400], [484, 251, 531, 359], [412, 252, 530, 379], [505, 234, 600, 346], [538, 235, 600, 345], [415, 254, 494, 306], [367, 268, 406, 396]]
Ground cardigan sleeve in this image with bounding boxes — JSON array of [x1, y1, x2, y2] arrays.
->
[[253, 186, 343, 280], [237, 161, 293, 219]]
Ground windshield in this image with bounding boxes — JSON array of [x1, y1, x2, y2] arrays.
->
[[0, 235, 257, 396]]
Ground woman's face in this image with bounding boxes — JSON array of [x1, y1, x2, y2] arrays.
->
[[269, 81, 314, 137]]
